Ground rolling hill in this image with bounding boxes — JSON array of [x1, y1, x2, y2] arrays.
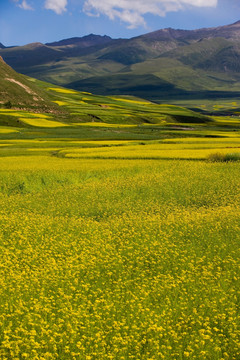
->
[[0, 58, 212, 129], [0, 56, 61, 112]]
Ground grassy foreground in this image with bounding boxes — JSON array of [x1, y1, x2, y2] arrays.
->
[[0, 157, 239, 360], [0, 80, 240, 359]]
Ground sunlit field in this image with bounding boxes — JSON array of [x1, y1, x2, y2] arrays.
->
[[0, 86, 240, 359], [0, 155, 239, 360]]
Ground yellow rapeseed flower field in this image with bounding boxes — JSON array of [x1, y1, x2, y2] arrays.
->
[[0, 156, 239, 360], [19, 117, 68, 128], [110, 97, 151, 105], [48, 88, 79, 94]]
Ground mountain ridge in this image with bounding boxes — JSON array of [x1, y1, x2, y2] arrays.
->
[[2, 21, 240, 100], [45, 34, 113, 47]]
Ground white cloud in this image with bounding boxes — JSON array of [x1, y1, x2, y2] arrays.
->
[[17, 0, 34, 10], [14, 0, 218, 26], [83, 0, 218, 28], [44, 0, 68, 14]]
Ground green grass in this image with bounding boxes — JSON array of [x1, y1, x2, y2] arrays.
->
[[0, 58, 59, 112], [0, 79, 213, 129]]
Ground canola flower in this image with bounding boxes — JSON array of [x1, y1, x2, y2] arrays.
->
[[0, 128, 18, 134], [110, 97, 151, 105], [19, 117, 68, 128], [0, 159, 239, 359], [62, 143, 240, 160], [47, 88, 79, 94], [53, 101, 69, 106]]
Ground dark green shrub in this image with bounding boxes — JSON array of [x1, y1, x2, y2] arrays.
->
[[208, 152, 240, 162], [4, 100, 12, 109]]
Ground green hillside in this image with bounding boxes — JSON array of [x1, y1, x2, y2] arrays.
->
[[0, 56, 59, 112], [4, 59, 240, 146], [0, 57, 212, 129]]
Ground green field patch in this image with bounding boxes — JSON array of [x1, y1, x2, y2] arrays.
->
[[213, 116, 240, 124], [0, 110, 51, 119], [72, 122, 136, 128]]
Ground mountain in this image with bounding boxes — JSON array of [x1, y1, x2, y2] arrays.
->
[[140, 20, 240, 42], [46, 34, 113, 47], [2, 22, 240, 100], [0, 43, 5, 49], [0, 34, 118, 71], [0, 56, 59, 111]]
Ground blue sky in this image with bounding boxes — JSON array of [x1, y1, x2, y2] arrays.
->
[[0, 0, 240, 46]]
